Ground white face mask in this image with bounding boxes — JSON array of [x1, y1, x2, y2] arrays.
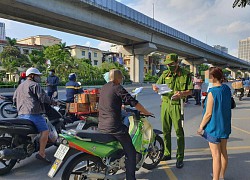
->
[[33, 76, 41, 83], [49, 72, 53, 75]]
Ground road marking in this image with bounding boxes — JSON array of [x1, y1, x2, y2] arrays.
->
[[232, 125, 250, 135], [160, 161, 177, 180]]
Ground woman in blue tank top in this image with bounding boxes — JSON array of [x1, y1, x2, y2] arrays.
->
[[197, 67, 231, 180]]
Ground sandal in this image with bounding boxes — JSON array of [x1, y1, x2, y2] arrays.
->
[[35, 154, 52, 164], [210, 173, 224, 180]]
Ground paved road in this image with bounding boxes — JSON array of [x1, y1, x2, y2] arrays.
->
[[1, 85, 250, 180]]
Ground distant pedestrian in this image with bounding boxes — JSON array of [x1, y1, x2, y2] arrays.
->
[[193, 73, 203, 105], [46, 69, 59, 99], [197, 67, 231, 180]]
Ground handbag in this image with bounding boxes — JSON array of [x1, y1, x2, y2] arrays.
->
[[231, 97, 236, 109]]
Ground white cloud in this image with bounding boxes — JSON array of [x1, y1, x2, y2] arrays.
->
[[83, 41, 91, 47], [97, 41, 112, 51]]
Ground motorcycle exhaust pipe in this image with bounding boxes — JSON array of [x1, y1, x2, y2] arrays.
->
[[0, 148, 26, 160]]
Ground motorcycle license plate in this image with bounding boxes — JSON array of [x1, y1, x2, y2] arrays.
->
[[237, 92, 241, 95], [54, 144, 69, 160], [48, 159, 63, 178], [76, 122, 85, 130]]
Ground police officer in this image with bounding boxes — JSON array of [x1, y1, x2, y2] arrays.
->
[[153, 53, 193, 168], [65, 73, 82, 103]]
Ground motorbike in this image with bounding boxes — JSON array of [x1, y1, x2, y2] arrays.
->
[[75, 87, 144, 131], [48, 108, 164, 180], [233, 88, 244, 101], [0, 94, 17, 118], [0, 103, 65, 175]]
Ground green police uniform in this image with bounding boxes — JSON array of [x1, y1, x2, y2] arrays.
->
[[157, 54, 193, 161]]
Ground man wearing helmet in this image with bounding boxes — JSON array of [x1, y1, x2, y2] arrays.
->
[[13, 67, 53, 163], [65, 73, 82, 103]]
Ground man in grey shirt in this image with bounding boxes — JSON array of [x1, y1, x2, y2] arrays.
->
[[13, 67, 53, 163]]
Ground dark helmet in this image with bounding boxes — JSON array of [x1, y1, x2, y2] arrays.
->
[[68, 73, 76, 81]]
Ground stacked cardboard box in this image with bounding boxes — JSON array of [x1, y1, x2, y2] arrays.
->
[[68, 89, 100, 113]]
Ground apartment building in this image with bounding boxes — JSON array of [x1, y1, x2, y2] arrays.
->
[[238, 37, 250, 62], [69, 45, 103, 66]]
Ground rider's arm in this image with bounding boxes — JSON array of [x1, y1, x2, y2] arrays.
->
[[135, 103, 152, 115], [33, 84, 52, 104], [117, 85, 152, 115]]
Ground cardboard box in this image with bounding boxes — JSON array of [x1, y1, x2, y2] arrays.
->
[[88, 94, 97, 103], [90, 102, 98, 112], [68, 103, 90, 113], [75, 94, 89, 103], [231, 81, 243, 89]]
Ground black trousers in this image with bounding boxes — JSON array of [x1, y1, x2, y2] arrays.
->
[[112, 129, 136, 180], [193, 89, 201, 104]]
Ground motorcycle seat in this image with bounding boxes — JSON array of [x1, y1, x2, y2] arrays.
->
[[0, 118, 38, 135], [0, 118, 35, 126], [76, 130, 117, 143]]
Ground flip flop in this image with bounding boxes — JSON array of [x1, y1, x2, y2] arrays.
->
[[35, 154, 52, 164]]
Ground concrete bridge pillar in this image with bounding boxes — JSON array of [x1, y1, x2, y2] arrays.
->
[[120, 42, 157, 83], [182, 59, 203, 74], [130, 55, 144, 83], [226, 68, 237, 79]]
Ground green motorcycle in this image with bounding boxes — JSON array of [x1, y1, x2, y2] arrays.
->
[[48, 108, 164, 180]]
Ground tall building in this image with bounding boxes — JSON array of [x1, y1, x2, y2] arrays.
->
[[0, 22, 6, 40], [238, 37, 250, 62], [213, 45, 228, 53]]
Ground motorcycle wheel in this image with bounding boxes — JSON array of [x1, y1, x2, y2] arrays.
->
[[62, 153, 104, 180], [142, 135, 164, 170], [0, 137, 17, 175], [0, 102, 18, 118]]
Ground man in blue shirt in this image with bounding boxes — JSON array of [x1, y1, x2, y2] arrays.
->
[[46, 69, 59, 98]]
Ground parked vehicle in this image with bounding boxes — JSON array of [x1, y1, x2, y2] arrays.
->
[[0, 103, 65, 175], [0, 95, 17, 118], [48, 108, 164, 180]]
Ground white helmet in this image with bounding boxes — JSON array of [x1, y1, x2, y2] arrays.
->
[[26, 67, 42, 76]]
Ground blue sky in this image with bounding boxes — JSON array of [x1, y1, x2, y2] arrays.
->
[[1, 0, 250, 56]]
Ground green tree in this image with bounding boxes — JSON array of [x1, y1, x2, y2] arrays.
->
[[0, 46, 22, 73], [27, 49, 46, 71], [233, 0, 250, 8], [5, 37, 17, 46], [43, 44, 72, 79]]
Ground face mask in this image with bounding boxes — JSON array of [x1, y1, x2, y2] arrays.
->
[[49, 72, 52, 75], [33, 76, 41, 83]]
